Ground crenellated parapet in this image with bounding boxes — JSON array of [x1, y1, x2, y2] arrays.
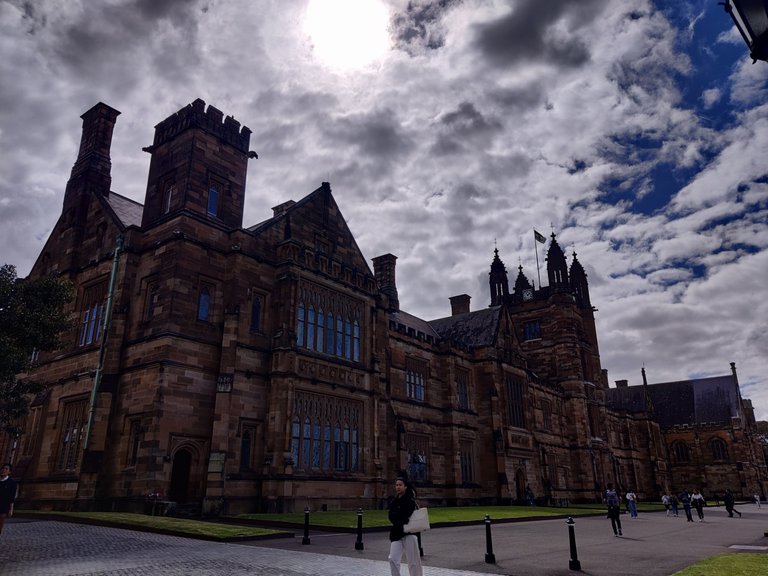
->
[[148, 98, 251, 154]]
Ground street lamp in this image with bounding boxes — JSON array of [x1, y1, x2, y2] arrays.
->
[[721, 1, 768, 62]]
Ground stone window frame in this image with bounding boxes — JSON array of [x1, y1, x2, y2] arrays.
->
[[56, 396, 88, 472], [523, 319, 542, 341], [505, 374, 526, 429], [405, 357, 428, 402], [459, 438, 475, 484], [672, 440, 691, 463], [405, 433, 430, 483], [709, 437, 729, 462], [456, 366, 471, 410], [78, 278, 108, 347]]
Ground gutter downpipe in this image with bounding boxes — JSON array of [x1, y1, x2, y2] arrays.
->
[[84, 235, 123, 451]]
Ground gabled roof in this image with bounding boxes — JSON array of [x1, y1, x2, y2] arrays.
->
[[428, 306, 502, 348], [606, 374, 740, 427], [105, 192, 143, 227]]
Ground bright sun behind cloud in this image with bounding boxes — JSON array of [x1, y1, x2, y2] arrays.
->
[[304, 0, 391, 70]]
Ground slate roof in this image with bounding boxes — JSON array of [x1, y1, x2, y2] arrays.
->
[[389, 310, 440, 340], [105, 192, 144, 227], [428, 306, 502, 349], [606, 374, 739, 428]]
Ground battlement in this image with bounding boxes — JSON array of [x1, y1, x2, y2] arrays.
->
[[149, 98, 251, 154]]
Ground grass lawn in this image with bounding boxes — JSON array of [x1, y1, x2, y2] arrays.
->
[[17, 510, 287, 540], [671, 553, 768, 575], [232, 504, 608, 529]]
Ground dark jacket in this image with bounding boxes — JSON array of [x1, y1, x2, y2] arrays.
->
[[0, 476, 16, 514], [388, 488, 417, 542]]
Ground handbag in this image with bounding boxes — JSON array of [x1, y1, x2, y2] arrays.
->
[[403, 505, 430, 533]]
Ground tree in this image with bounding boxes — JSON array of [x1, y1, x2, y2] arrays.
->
[[0, 264, 74, 435]]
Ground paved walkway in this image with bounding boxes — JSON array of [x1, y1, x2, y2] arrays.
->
[[1, 505, 767, 575]]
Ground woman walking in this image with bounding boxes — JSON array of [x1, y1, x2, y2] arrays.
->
[[691, 489, 705, 521], [387, 473, 423, 576]]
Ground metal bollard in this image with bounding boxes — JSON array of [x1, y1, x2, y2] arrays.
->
[[566, 516, 581, 571], [302, 506, 311, 545], [417, 531, 424, 557], [355, 508, 364, 550], [484, 514, 496, 564]]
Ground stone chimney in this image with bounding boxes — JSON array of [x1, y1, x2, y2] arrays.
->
[[615, 379, 628, 388], [449, 294, 471, 316], [372, 254, 399, 311]]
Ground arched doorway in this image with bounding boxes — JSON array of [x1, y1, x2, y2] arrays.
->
[[169, 448, 192, 503]]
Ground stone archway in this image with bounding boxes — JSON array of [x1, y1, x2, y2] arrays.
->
[[169, 448, 192, 503]]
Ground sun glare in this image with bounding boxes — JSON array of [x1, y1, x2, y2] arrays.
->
[[304, 0, 391, 70]]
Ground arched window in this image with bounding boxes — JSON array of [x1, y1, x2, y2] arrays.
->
[[316, 310, 324, 352], [163, 184, 174, 214], [673, 441, 690, 463], [296, 303, 305, 345], [326, 312, 334, 354], [353, 320, 360, 362], [710, 438, 729, 462], [307, 306, 315, 350], [290, 417, 300, 466], [344, 318, 352, 359], [336, 316, 343, 357]]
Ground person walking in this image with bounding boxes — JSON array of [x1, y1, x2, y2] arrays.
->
[[691, 489, 706, 521], [679, 489, 694, 522], [662, 493, 671, 517], [670, 493, 679, 517], [626, 489, 638, 518], [387, 473, 423, 576], [605, 483, 623, 537], [724, 489, 742, 518], [0, 463, 17, 535], [754, 494, 761, 509]]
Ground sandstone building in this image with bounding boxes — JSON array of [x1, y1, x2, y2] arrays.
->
[[2, 100, 765, 513]]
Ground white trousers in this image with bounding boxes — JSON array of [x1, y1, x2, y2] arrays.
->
[[388, 534, 423, 576]]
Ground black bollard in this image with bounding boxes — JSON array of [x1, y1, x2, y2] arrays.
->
[[302, 506, 311, 545], [355, 508, 364, 550], [566, 516, 581, 571], [484, 514, 496, 564]]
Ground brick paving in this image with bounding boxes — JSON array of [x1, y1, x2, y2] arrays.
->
[[1, 505, 767, 576]]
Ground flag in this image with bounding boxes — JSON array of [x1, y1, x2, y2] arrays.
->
[[534, 229, 546, 244]]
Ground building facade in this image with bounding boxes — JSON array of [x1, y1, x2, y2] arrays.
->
[[3, 100, 765, 513]]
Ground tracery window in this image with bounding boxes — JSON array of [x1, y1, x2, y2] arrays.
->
[[710, 438, 729, 462], [406, 357, 427, 401], [78, 281, 107, 347], [672, 441, 690, 463], [294, 283, 363, 363], [506, 375, 526, 429], [289, 391, 361, 473], [58, 399, 87, 471]]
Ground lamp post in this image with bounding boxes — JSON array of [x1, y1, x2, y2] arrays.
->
[[721, 1, 768, 62]]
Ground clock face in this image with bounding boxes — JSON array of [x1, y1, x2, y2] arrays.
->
[[522, 288, 533, 301]]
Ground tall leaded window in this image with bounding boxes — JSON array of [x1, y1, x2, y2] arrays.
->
[[78, 281, 107, 347], [673, 441, 690, 463], [307, 306, 316, 350], [288, 391, 361, 472], [146, 282, 160, 321], [456, 368, 470, 410], [163, 184, 175, 214], [541, 399, 552, 431], [207, 185, 219, 216], [406, 357, 427, 401], [405, 434, 429, 483], [710, 438, 729, 462], [58, 399, 87, 471], [297, 303, 305, 345], [250, 296, 262, 332], [294, 284, 363, 363], [128, 420, 141, 466], [460, 440, 474, 483], [197, 285, 212, 321], [506, 375, 526, 428]]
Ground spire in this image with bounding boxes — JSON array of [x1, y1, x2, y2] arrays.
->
[[489, 247, 509, 306], [546, 232, 569, 292], [569, 250, 591, 309], [513, 264, 533, 295]]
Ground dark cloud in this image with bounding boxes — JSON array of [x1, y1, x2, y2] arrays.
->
[[390, 0, 462, 55], [430, 101, 502, 156], [330, 109, 414, 159], [472, 0, 610, 68]]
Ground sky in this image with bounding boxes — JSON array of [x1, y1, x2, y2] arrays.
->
[[1, 0, 767, 418]]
